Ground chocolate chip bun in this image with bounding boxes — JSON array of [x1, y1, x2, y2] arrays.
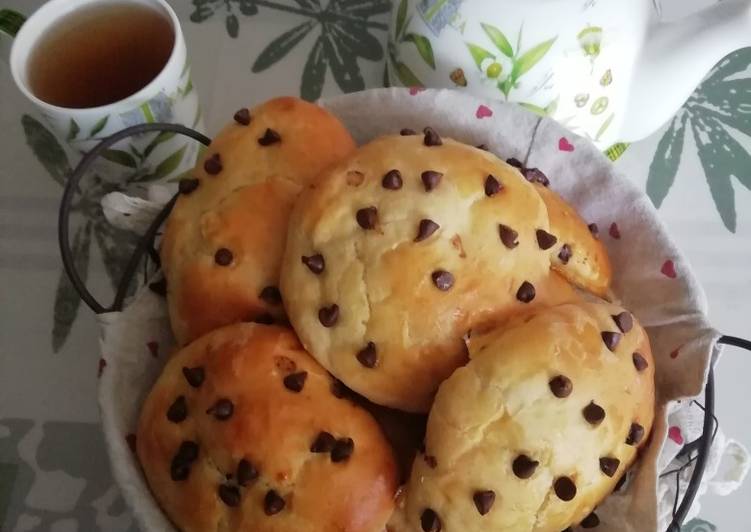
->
[[160, 98, 356, 345], [280, 130, 585, 412], [389, 302, 655, 532], [136, 323, 398, 532]]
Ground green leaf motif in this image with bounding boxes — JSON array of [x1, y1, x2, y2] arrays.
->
[[144, 131, 177, 159], [690, 111, 746, 232], [395, 0, 408, 39], [682, 518, 717, 532], [226, 13, 239, 38], [293, 0, 320, 9], [517, 102, 547, 116], [697, 78, 751, 137], [390, 56, 423, 87], [89, 115, 109, 138], [301, 36, 328, 101], [481, 23, 514, 58], [94, 225, 138, 292], [647, 113, 687, 208], [190, 1, 214, 23], [66, 118, 80, 142], [180, 77, 194, 98], [252, 20, 316, 73], [322, 30, 366, 93], [22, 114, 71, 187], [516, 36, 557, 78], [340, 0, 391, 17], [595, 112, 615, 141], [136, 145, 187, 182], [329, 21, 383, 62], [101, 149, 138, 168], [466, 43, 494, 69], [404, 33, 435, 69], [52, 222, 92, 352], [239, 0, 259, 16]]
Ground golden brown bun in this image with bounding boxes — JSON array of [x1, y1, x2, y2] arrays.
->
[[534, 184, 612, 297], [161, 98, 356, 345], [137, 323, 398, 532], [389, 302, 655, 532], [281, 133, 581, 412]]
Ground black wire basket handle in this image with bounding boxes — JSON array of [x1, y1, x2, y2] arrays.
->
[[57, 123, 751, 532], [58, 123, 211, 314]]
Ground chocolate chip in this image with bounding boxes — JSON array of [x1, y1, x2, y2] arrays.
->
[[237, 459, 258, 486], [423, 127, 442, 147], [382, 169, 403, 190], [167, 396, 187, 423], [633, 352, 648, 372], [626, 423, 644, 446], [588, 223, 600, 238], [498, 224, 519, 249], [356, 206, 378, 229], [431, 270, 454, 291], [178, 178, 199, 195], [356, 342, 378, 368], [318, 304, 339, 327], [581, 512, 600, 528], [259, 286, 282, 305], [549, 375, 573, 398], [400, 128, 417, 136], [214, 248, 233, 266], [182, 366, 205, 388], [149, 277, 167, 296], [583, 401, 606, 426], [415, 219, 440, 242], [476, 143, 489, 151], [258, 128, 281, 146], [612, 312, 633, 333], [536, 229, 558, 250], [253, 313, 275, 325], [330, 378, 351, 399], [420, 508, 442, 532], [264, 490, 285, 515], [424, 455, 437, 468], [233, 108, 251, 125], [302, 254, 325, 274], [601, 331, 621, 352], [516, 281, 536, 303], [204, 154, 222, 175], [506, 157, 523, 169], [283, 371, 308, 393], [207, 398, 234, 420], [558, 244, 572, 264], [512, 454, 539, 479], [599, 457, 620, 477], [311, 431, 336, 453], [421, 170, 443, 191], [484, 175, 502, 196], [473, 490, 495, 516], [553, 477, 577, 501], [522, 167, 550, 186], [331, 437, 355, 462], [170, 441, 198, 481], [218, 484, 241, 507]]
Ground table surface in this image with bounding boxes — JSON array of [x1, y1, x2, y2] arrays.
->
[[1, 1, 749, 531]]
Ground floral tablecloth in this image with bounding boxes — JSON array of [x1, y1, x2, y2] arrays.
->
[[1, 1, 749, 531]]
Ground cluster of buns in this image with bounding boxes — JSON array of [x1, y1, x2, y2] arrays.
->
[[136, 97, 655, 532]]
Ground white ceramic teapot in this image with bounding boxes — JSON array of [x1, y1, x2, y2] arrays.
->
[[387, 0, 751, 148]]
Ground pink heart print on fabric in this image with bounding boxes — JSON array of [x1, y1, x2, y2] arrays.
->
[[661, 260, 677, 279], [476, 105, 493, 119], [668, 426, 684, 445], [559, 137, 575, 152], [409, 87, 425, 96]]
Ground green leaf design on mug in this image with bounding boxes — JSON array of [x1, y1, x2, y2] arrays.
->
[[481, 23, 513, 58], [226, 13, 239, 38], [252, 20, 316, 72], [392, 59, 423, 87], [89, 116, 109, 137], [466, 43, 494, 69], [395, 0, 408, 38], [144, 131, 177, 159], [21, 115, 71, 187], [66, 119, 80, 142], [134, 145, 187, 182], [591, 96, 609, 115], [404, 33, 435, 69], [515, 37, 557, 77], [600, 69, 613, 86], [595, 113, 615, 141], [101, 149, 138, 168]]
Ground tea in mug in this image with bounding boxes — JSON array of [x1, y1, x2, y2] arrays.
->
[[28, 2, 174, 108]]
